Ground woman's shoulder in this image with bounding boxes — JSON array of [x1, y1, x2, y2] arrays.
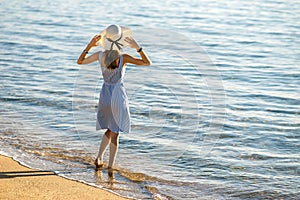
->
[[122, 53, 134, 57]]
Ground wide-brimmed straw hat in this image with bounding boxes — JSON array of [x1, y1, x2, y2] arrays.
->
[[97, 24, 132, 51]]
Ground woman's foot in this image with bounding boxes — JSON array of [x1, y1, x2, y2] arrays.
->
[[94, 158, 103, 169], [108, 167, 114, 178]]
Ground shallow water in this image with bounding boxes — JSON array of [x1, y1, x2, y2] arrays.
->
[[1, 0, 299, 199]]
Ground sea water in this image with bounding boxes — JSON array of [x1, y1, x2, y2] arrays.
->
[[0, 0, 299, 199]]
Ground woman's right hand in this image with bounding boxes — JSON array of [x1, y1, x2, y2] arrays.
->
[[89, 34, 101, 47], [125, 37, 140, 51]]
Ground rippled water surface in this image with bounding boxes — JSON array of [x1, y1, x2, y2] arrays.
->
[[1, 0, 299, 199]]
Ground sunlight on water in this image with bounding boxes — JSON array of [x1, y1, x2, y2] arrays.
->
[[1, 0, 299, 199]]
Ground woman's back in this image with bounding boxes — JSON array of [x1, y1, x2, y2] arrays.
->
[[99, 51, 124, 85]]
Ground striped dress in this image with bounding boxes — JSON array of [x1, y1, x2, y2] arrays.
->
[[96, 51, 130, 133]]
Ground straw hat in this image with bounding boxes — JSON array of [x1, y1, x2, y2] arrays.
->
[[98, 24, 132, 51]]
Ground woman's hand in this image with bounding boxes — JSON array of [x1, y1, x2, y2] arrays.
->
[[124, 37, 140, 51], [88, 34, 101, 47]]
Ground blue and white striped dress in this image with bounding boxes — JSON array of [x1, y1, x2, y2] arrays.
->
[[96, 51, 130, 133]]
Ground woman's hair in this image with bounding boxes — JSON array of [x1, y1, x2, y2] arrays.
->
[[103, 50, 120, 70]]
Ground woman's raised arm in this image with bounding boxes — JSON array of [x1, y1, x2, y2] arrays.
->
[[77, 34, 101, 65], [123, 37, 152, 66]]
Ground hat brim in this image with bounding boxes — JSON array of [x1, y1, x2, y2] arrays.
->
[[98, 26, 132, 51]]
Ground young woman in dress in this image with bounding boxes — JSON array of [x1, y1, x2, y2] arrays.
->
[[77, 25, 151, 171]]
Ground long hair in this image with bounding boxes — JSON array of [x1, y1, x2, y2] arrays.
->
[[103, 50, 120, 70]]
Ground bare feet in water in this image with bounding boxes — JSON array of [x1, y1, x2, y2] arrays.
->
[[94, 158, 103, 169], [108, 167, 114, 179]]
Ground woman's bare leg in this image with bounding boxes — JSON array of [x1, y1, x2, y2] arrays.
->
[[108, 131, 119, 168], [95, 129, 112, 167]]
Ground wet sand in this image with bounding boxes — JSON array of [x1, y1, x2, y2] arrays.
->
[[0, 154, 128, 200]]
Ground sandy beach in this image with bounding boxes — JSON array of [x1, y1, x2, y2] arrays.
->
[[0, 154, 128, 200]]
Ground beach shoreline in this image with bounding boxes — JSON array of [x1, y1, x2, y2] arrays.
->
[[0, 154, 129, 200]]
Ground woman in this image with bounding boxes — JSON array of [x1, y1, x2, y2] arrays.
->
[[77, 25, 152, 170]]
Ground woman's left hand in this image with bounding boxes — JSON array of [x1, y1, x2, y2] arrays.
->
[[124, 37, 140, 51], [89, 34, 101, 47]]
